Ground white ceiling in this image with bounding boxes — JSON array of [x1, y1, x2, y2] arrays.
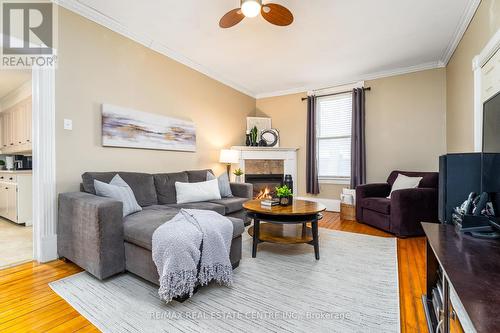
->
[[0, 70, 31, 99], [60, 0, 479, 98]]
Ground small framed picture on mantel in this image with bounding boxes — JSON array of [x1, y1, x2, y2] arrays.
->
[[246, 117, 271, 134]]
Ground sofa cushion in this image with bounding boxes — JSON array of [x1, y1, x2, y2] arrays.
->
[[387, 170, 438, 189], [186, 169, 212, 183], [123, 208, 178, 250], [165, 202, 226, 215], [82, 172, 157, 207], [123, 209, 244, 250], [210, 197, 248, 214], [153, 172, 188, 204], [94, 175, 142, 217], [175, 179, 222, 204], [361, 197, 391, 215]]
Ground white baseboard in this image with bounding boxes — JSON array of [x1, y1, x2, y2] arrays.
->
[[296, 197, 341, 212], [38, 234, 58, 263]]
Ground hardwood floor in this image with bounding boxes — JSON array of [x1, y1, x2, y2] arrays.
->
[[0, 212, 428, 332]]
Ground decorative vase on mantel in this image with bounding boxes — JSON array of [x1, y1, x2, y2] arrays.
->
[[245, 131, 251, 146]]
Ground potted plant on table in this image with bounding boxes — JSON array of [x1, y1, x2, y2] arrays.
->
[[233, 168, 244, 183], [275, 185, 293, 206]]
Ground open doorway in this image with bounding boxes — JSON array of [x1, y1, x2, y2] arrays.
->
[[0, 68, 33, 269]]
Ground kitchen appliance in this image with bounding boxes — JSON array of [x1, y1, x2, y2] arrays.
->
[[5, 156, 14, 170], [23, 155, 32, 169], [13, 155, 32, 170]]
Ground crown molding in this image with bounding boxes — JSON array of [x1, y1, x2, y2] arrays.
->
[[55, 0, 476, 101], [255, 61, 443, 99], [440, 0, 481, 66], [54, 0, 257, 98]]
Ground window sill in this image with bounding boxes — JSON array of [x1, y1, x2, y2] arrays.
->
[[319, 178, 351, 185]]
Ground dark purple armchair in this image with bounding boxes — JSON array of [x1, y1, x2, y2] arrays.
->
[[355, 171, 439, 237]]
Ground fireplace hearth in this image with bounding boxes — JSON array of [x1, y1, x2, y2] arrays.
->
[[245, 174, 284, 199]]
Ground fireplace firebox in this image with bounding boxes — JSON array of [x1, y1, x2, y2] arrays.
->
[[245, 174, 284, 199]]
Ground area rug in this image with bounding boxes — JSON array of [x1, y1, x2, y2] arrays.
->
[[50, 229, 400, 333]]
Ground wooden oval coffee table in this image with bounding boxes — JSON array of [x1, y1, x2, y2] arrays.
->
[[243, 199, 326, 260]]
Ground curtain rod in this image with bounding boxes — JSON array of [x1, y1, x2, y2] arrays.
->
[[301, 87, 371, 101]]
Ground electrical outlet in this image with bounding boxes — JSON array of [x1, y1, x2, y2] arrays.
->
[[64, 119, 73, 130]]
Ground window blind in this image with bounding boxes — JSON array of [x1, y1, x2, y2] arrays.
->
[[316, 93, 352, 179]]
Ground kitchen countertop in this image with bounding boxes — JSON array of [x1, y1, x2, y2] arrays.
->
[[0, 170, 32, 174]]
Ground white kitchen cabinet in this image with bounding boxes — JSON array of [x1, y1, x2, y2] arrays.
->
[[5, 183, 17, 222], [0, 97, 32, 154], [0, 172, 32, 225]]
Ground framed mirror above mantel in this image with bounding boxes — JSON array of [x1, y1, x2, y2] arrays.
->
[[473, 29, 500, 152]]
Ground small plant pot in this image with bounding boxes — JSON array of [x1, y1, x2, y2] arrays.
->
[[279, 196, 292, 206], [234, 175, 242, 183]]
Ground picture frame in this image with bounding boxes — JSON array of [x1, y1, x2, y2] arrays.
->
[[102, 104, 196, 152], [246, 117, 272, 135]]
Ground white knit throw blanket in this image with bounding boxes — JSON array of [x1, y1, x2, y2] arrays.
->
[[152, 209, 234, 303]]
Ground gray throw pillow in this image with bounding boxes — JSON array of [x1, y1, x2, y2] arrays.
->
[[207, 171, 233, 198], [94, 174, 142, 217]]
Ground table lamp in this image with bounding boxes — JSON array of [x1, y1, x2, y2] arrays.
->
[[219, 149, 240, 177]]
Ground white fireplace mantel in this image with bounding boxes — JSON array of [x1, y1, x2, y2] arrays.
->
[[231, 146, 299, 194]]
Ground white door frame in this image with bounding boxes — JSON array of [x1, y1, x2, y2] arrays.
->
[[472, 29, 500, 152], [32, 66, 57, 262]]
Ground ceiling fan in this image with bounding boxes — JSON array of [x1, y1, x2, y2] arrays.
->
[[219, 0, 294, 28]]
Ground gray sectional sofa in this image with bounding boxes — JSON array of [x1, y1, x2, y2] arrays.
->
[[57, 169, 252, 285]]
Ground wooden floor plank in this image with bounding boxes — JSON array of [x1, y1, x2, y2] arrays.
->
[[0, 212, 428, 332]]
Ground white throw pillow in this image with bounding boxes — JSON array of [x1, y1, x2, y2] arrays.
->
[[387, 174, 423, 198], [94, 174, 142, 217], [175, 179, 222, 204], [207, 171, 233, 198]]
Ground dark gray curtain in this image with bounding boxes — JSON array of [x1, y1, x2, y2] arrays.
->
[[351, 88, 366, 189], [306, 96, 320, 194]]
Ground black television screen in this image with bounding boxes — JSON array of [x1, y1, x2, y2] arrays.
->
[[483, 91, 500, 153]]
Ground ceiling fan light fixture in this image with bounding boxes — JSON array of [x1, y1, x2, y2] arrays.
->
[[241, 0, 262, 18]]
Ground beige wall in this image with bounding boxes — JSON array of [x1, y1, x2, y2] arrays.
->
[[55, 8, 255, 193], [446, 0, 500, 152], [256, 68, 447, 199], [365, 69, 447, 182]]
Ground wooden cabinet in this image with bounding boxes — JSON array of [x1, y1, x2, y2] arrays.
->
[[0, 97, 32, 154], [0, 172, 32, 225]]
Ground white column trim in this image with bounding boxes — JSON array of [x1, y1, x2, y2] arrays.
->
[[473, 55, 482, 152], [473, 29, 500, 152], [32, 66, 58, 263]]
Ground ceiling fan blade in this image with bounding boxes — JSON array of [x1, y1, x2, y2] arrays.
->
[[261, 3, 294, 26], [219, 8, 245, 28]]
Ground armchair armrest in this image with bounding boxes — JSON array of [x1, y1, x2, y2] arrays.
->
[[356, 183, 391, 223], [230, 182, 253, 199], [58, 192, 125, 279], [390, 188, 438, 236]]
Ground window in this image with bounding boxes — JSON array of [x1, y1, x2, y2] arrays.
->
[[316, 92, 352, 182]]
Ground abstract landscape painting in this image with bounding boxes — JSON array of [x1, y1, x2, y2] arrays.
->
[[102, 104, 196, 152]]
